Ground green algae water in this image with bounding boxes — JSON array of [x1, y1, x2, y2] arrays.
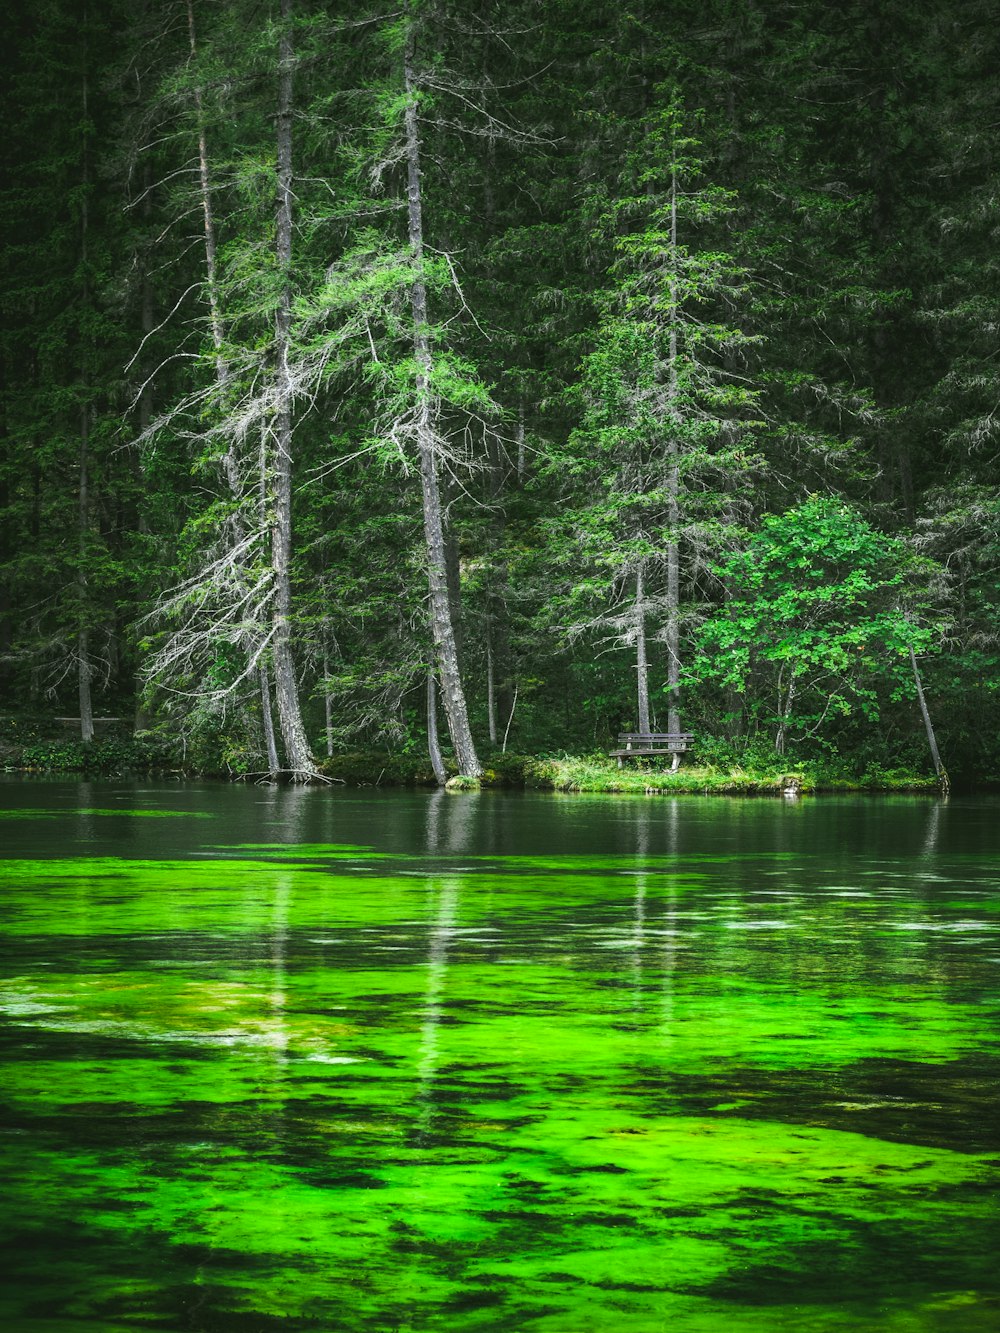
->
[[1, 780, 998, 1332]]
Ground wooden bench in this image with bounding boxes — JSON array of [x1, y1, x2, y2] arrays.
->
[[610, 732, 695, 768]]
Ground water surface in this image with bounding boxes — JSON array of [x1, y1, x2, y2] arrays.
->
[[1, 780, 998, 1331]]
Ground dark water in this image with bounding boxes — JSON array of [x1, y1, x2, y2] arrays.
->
[[1, 778, 998, 1331]]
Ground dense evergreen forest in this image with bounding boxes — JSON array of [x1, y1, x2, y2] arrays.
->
[[1, 0, 997, 783]]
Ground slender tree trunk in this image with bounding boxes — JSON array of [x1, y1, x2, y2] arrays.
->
[[135, 166, 154, 539], [502, 683, 518, 753], [427, 669, 447, 786], [909, 646, 949, 793], [485, 429, 513, 744], [491, 591, 514, 737], [486, 626, 497, 745], [187, 1, 229, 403], [665, 168, 681, 744], [78, 48, 94, 744], [516, 400, 526, 482], [268, 0, 317, 780], [187, 0, 244, 590], [444, 519, 464, 660], [775, 673, 795, 756], [187, 0, 280, 765], [187, 1, 225, 383], [260, 666, 280, 776], [479, 94, 511, 748], [189, 0, 313, 777], [403, 12, 481, 776], [322, 647, 334, 758], [636, 563, 650, 734], [866, 15, 915, 524], [479, 80, 511, 747], [133, 176, 154, 731], [78, 406, 94, 743], [0, 358, 11, 697]]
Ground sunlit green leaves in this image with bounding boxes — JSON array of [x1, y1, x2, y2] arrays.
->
[[696, 497, 943, 741]]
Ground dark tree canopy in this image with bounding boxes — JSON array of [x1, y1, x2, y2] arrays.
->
[[1, 0, 996, 779]]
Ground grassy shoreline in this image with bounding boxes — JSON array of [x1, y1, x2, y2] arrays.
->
[[0, 733, 944, 793], [473, 755, 942, 795]]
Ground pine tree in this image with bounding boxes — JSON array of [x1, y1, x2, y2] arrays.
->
[[554, 94, 762, 752]]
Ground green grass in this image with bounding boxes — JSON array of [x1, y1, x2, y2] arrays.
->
[[480, 753, 939, 795]]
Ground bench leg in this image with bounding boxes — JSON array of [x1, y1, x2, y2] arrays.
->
[[671, 753, 681, 773], [617, 756, 623, 770]]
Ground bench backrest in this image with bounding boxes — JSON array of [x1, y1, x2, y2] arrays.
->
[[618, 732, 694, 743]]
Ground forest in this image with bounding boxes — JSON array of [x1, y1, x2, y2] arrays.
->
[[1, 0, 997, 786]]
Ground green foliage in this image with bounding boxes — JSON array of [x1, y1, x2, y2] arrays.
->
[[16, 735, 179, 775], [483, 752, 935, 794], [3, 0, 999, 779], [696, 497, 941, 748]]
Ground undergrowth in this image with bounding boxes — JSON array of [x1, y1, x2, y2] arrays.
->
[[12, 735, 180, 775], [1, 724, 939, 792]]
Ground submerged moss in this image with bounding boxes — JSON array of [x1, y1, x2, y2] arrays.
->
[[0, 788, 997, 1331]]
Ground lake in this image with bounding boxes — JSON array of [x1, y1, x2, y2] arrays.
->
[[0, 778, 998, 1331]]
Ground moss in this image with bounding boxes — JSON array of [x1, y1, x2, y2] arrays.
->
[[2, 821, 998, 1331], [445, 773, 481, 791]]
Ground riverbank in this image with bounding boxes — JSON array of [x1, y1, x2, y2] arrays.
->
[[466, 753, 942, 795], [0, 731, 943, 793]]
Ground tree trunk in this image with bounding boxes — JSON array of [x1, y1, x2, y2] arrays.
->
[[187, 1, 226, 374], [516, 400, 526, 482], [491, 593, 514, 737], [427, 669, 447, 786], [0, 361, 12, 698], [502, 683, 518, 753], [484, 427, 513, 745], [636, 563, 650, 734], [269, 0, 316, 780], [403, 11, 481, 777], [865, 13, 915, 524], [909, 645, 949, 793], [486, 626, 497, 746], [445, 519, 464, 661], [322, 647, 334, 758], [78, 408, 94, 744], [257, 666, 279, 776], [78, 50, 94, 744], [188, 0, 244, 559], [136, 165, 153, 538], [189, 0, 280, 765], [664, 168, 681, 739], [775, 673, 795, 756]]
